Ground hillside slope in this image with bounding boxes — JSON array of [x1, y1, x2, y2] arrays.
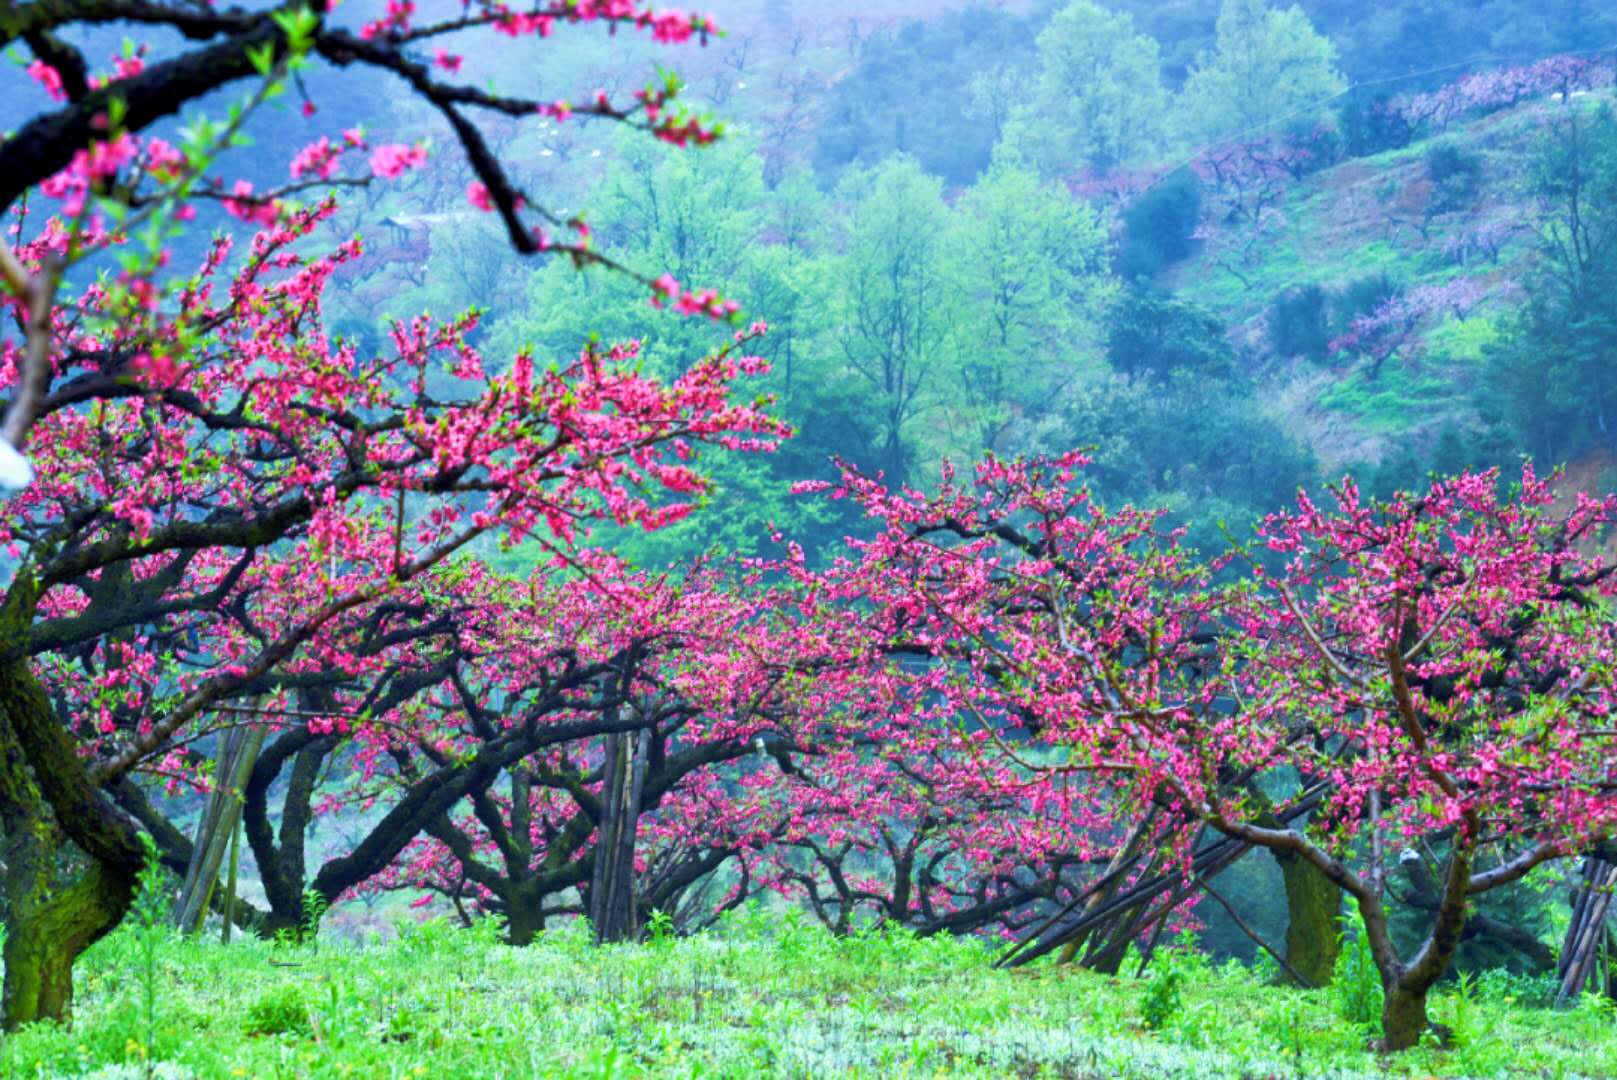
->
[[1162, 87, 1616, 473]]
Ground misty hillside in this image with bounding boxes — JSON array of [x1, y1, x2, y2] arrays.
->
[[256, 1, 1617, 569], [1161, 85, 1615, 475]]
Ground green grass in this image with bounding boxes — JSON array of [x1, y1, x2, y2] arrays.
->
[[1317, 357, 1466, 432], [4, 911, 1616, 1078], [1424, 314, 1502, 365]]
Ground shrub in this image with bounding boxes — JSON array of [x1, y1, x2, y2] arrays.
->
[[1426, 141, 1483, 209], [1474, 968, 1559, 1009], [1140, 966, 1186, 1030], [1338, 88, 1414, 158], [1116, 168, 1202, 280], [1269, 284, 1330, 359], [244, 986, 313, 1037], [1330, 273, 1402, 336], [1426, 141, 1483, 184], [1331, 910, 1383, 1030]]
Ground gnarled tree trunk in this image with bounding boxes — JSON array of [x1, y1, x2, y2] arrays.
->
[[1374, 847, 1475, 1051], [2, 845, 133, 1028], [1380, 985, 1431, 1051], [0, 708, 134, 1028]]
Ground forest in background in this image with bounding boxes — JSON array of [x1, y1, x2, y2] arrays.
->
[[154, 0, 1613, 568]]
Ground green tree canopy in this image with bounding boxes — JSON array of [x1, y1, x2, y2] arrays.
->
[[1106, 288, 1236, 383], [998, 0, 1172, 173], [940, 164, 1113, 455], [823, 156, 955, 484], [1179, 0, 1347, 143], [1482, 105, 1617, 466]]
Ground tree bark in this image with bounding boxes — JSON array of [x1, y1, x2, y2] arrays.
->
[[2, 847, 133, 1029], [1255, 789, 1342, 987], [505, 881, 545, 947], [1376, 846, 1474, 1050], [0, 710, 134, 1028], [1380, 985, 1431, 1052], [1276, 845, 1342, 987], [589, 725, 650, 943]]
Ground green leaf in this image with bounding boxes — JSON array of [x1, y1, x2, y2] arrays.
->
[[246, 41, 276, 77]]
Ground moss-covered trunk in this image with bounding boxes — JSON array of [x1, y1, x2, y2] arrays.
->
[[1276, 846, 1342, 987], [506, 889, 544, 947], [1375, 845, 1475, 1051], [1380, 985, 1431, 1052], [2, 847, 133, 1028], [0, 713, 134, 1028], [0, 577, 147, 1028]]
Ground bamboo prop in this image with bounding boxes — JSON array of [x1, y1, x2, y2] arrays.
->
[[174, 720, 267, 935], [1558, 856, 1617, 1004], [998, 783, 1330, 969], [221, 808, 244, 945], [589, 718, 652, 943]]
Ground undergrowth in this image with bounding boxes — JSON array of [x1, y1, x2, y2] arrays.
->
[[1, 905, 1612, 1078]]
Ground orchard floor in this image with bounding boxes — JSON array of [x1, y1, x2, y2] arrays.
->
[[3, 910, 1613, 1079]]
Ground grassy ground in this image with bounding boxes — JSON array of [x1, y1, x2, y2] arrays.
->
[[3, 909, 1615, 1079]]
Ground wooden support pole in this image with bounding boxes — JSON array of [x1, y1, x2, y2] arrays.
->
[[175, 721, 266, 935]]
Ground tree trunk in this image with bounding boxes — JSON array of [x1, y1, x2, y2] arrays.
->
[[243, 730, 337, 938], [589, 726, 650, 943], [0, 581, 148, 1028], [1375, 846, 1474, 1051], [0, 704, 138, 1028], [1276, 846, 1342, 987], [1247, 786, 1342, 985], [0, 751, 132, 1029], [3, 808, 138, 1031], [1380, 985, 1431, 1052], [2, 851, 134, 1028], [505, 889, 544, 947]]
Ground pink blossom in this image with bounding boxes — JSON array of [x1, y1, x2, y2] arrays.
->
[[369, 143, 427, 179]]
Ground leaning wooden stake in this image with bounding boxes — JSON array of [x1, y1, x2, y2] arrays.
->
[[1559, 857, 1617, 1004], [589, 719, 651, 943], [175, 721, 266, 935], [221, 809, 243, 945]]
